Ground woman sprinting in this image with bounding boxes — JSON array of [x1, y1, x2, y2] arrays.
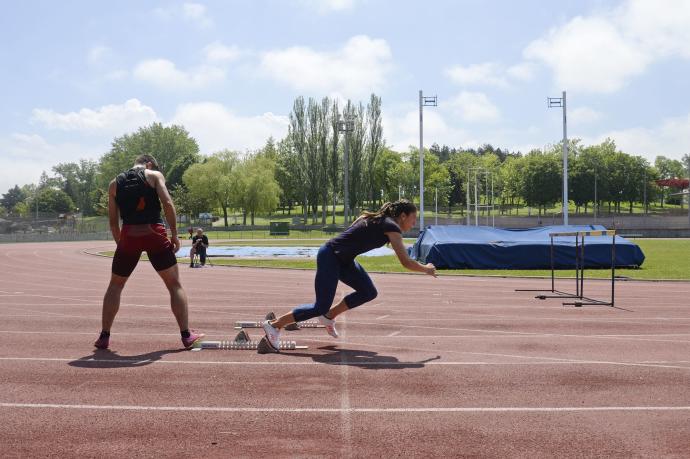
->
[[262, 199, 436, 350]]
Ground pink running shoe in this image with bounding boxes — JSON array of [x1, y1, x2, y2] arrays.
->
[[94, 334, 110, 349], [182, 330, 205, 349]]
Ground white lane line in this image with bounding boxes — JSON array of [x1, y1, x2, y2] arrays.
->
[[3, 330, 690, 341], [375, 315, 390, 320], [2, 402, 690, 413], [0, 356, 689, 368]]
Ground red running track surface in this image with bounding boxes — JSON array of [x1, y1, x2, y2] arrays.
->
[[1, 241, 690, 457]]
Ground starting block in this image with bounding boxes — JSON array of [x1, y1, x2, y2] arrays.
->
[[193, 330, 308, 354], [234, 311, 325, 331]]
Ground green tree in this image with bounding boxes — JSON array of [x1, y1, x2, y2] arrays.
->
[[99, 123, 200, 189], [30, 187, 75, 214], [52, 160, 99, 215], [520, 150, 561, 216], [236, 155, 281, 225], [1, 185, 27, 213], [183, 151, 239, 226]]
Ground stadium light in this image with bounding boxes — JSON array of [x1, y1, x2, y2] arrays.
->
[[337, 116, 355, 225], [548, 91, 569, 225], [419, 90, 437, 230]]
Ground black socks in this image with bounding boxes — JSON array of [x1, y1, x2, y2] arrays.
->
[[99, 331, 110, 339], [181, 329, 191, 339]]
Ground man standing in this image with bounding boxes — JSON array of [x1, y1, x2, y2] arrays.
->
[[95, 154, 203, 350], [190, 228, 209, 267]]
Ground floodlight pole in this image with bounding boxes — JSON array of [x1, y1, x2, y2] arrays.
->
[[419, 90, 437, 230], [338, 116, 355, 225], [548, 91, 568, 225]]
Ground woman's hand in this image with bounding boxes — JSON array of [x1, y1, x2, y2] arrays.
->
[[424, 263, 437, 277]]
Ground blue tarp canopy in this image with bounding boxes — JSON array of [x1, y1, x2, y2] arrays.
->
[[410, 225, 645, 269]]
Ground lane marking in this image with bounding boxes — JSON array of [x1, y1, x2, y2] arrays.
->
[[375, 315, 390, 320], [387, 331, 402, 337], [2, 402, 690, 413], [0, 356, 688, 368]]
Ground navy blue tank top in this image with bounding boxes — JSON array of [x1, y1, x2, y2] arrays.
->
[[327, 217, 401, 264], [115, 168, 163, 225]]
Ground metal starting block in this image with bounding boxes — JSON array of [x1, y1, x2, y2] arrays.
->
[[193, 330, 307, 354], [234, 320, 323, 330], [234, 311, 324, 331]]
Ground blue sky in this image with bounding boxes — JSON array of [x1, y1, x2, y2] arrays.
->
[[2, 0, 690, 192]]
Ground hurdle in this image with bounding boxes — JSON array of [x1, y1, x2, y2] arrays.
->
[[516, 229, 616, 307]]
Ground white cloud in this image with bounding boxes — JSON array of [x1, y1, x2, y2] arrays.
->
[[446, 62, 508, 88], [0, 134, 102, 192], [585, 112, 690, 162], [506, 62, 535, 81], [383, 108, 478, 152], [570, 106, 603, 124], [154, 2, 213, 28], [203, 42, 242, 63], [297, 0, 359, 13], [447, 91, 500, 123], [170, 102, 289, 153], [524, 16, 648, 93], [31, 99, 158, 134], [87, 45, 111, 65], [259, 35, 392, 98], [133, 59, 225, 90], [524, 0, 690, 93]]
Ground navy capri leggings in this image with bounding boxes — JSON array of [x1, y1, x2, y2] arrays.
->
[[292, 244, 378, 322]]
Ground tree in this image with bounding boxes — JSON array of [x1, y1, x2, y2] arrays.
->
[[236, 155, 281, 225], [170, 184, 211, 225], [365, 94, 383, 206], [99, 123, 200, 190], [520, 150, 561, 216], [275, 137, 301, 215], [183, 151, 240, 226], [288, 97, 308, 220], [31, 188, 75, 214], [328, 99, 341, 223], [374, 148, 404, 203], [52, 160, 99, 215], [1, 185, 27, 213]]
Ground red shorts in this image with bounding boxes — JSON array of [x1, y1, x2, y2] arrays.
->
[[112, 224, 177, 277]]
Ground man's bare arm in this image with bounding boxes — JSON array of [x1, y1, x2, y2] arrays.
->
[[108, 180, 121, 243], [149, 171, 180, 252]]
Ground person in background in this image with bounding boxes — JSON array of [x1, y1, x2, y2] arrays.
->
[[190, 228, 209, 267]]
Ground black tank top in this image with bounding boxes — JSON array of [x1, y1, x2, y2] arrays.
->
[[115, 168, 163, 225]]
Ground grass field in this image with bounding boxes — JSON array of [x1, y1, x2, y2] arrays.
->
[[98, 239, 690, 281]]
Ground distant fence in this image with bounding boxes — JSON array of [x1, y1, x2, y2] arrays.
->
[[0, 231, 112, 244]]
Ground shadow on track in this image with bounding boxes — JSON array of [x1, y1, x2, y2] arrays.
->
[[285, 345, 440, 370], [68, 348, 185, 369]]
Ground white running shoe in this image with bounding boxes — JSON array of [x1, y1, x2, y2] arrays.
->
[[318, 315, 339, 338], [261, 320, 281, 350]]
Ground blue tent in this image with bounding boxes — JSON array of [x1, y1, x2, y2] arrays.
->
[[409, 225, 645, 269]]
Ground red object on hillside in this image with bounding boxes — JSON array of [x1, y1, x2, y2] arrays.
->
[[656, 178, 689, 189]]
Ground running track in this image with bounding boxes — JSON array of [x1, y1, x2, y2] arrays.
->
[[1, 241, 689, 457]]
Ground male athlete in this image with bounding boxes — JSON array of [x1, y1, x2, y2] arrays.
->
[[94, 154, 203, 350]]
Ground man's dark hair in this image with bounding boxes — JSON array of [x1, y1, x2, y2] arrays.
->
[[134, 154, 159, 170]]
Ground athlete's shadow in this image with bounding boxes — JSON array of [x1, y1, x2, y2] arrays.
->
[[288, 345, 441, 370], [68, 348, 185, 369]]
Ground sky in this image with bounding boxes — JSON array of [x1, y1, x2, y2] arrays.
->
[[2, 0, 690, 193]]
